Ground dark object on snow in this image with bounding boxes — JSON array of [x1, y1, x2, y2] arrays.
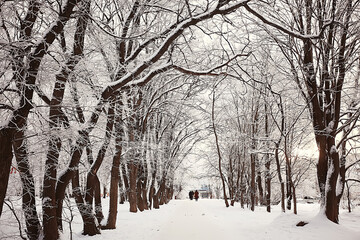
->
[[194, 190, 199, 201], [296, 221, 308, 227], [189, 191, 194, 200]]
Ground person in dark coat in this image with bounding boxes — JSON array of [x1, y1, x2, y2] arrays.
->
[[194, 190, 199, 201], [189, 190, 194, 200]]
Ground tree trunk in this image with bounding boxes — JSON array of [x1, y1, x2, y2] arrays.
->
[[141, 160, 149, 210], [240, 172, 245, 208], [13, 130, 41, 240], [153, 190, 160, 209], [325, 139, 340, 222], [211, 90, 229, 207], [142, 185, 149, 210], [286, 157, 292, 211], [121, 161, 130, 203], [128, 161, 138, 213], [45, 3, 90, 237], [250, 93, 259, 211], [119, 177, 126, 204], [153, 178, 165, 209], [159, 179, 167, 206], [104, 108, 123, 229], [85, 103, 115, 225], [0, 129, 14, 216], [94, 177, 104, 223], [345, 181, 351, 213], [292, 184, 297, 215], [256, 160, 264, 205], [136, 163, 149, 211], [232, 155, 242, 206], [43, 135, 61, 240], [148, 185, 155, 209], [240, 154, 246, 209], [72, 170, 100, 236], [275, 143, 285, 212], [137, 180, 145, 212], [104, 147, 121, 228], [228, 151, 235, 206], [264, 97, 271, 213], [250, 153, 256, 211], [55, 132, 94, 232], [265, 153, 271, 213], [148, 153, 158, 209]]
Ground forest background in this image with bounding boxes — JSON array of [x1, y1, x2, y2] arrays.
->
[[0, 0, 359, 240]]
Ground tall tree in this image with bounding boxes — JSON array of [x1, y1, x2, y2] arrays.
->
[[0, 2, 85, 239], [244, 0, 360, 222], [212, 86, 230, 207], [53, 1, 249, 237], [43, 2, 91, 239]]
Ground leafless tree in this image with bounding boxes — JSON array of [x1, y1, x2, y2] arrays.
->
[[244, 0, 360, 223]]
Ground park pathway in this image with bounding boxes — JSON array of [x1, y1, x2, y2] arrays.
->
[[155, 199, 237, 240]]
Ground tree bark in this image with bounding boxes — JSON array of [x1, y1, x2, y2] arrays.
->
[[104, 103, 123, 229], [256, 158, 264, 206], [0, 129, 14, 216], [72, 170, 100, 236], [85, 104, 115, 224], [153, 177, 166, 209], [13, 130, 41, 240], [285, 154, 292, 211], [211, 90, 229, 208], [250, 153, 256, 211], [250, 89, 260, 211], [292, 183, 297, 214], [265, 154, 271, 212], [121, 162, 130, 203], [119, 179, 126, 204], [137, 179, 145, 212], [275, 142, 285, 212], [264, 101, 271, 212], [94, 177, 104, 223], [104, 144, 121, 228], [128, 161, 138, 213], [43, 134, 61, 240]]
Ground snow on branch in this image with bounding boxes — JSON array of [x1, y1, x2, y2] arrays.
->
[[172, 53, 249, 77], [102, 1, 249, 100], [244, 3, 332, 40], [124, 64, 173, 88]]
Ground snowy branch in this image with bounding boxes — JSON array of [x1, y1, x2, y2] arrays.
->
[[244, 3, 332, 40]]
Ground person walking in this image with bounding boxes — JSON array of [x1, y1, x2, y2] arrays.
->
[[194, 190, 199, 201], [189, 190, 194, 200]]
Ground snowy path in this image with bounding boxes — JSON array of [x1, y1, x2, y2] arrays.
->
[[1, 198, 360, 239], [155, 200, 233, 240], [95, 199, 276, 240], [151, 199, 283, 240], [111, 199, 360, 240]]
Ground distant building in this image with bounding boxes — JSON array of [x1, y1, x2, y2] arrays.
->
[[198, 185, 212, 199]]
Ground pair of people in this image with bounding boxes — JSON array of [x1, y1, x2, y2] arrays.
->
[[189, 190, 199, 201]]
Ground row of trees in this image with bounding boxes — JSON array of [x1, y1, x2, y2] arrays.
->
[[0, 1, 252, 239], [0, 0, 359, 239], [203, 0, 360, 223], [247, 0, 360, 223], [206, 64, 316, 214]]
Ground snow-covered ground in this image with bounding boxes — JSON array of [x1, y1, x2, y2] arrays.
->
[[1, 198, 359, 240]]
